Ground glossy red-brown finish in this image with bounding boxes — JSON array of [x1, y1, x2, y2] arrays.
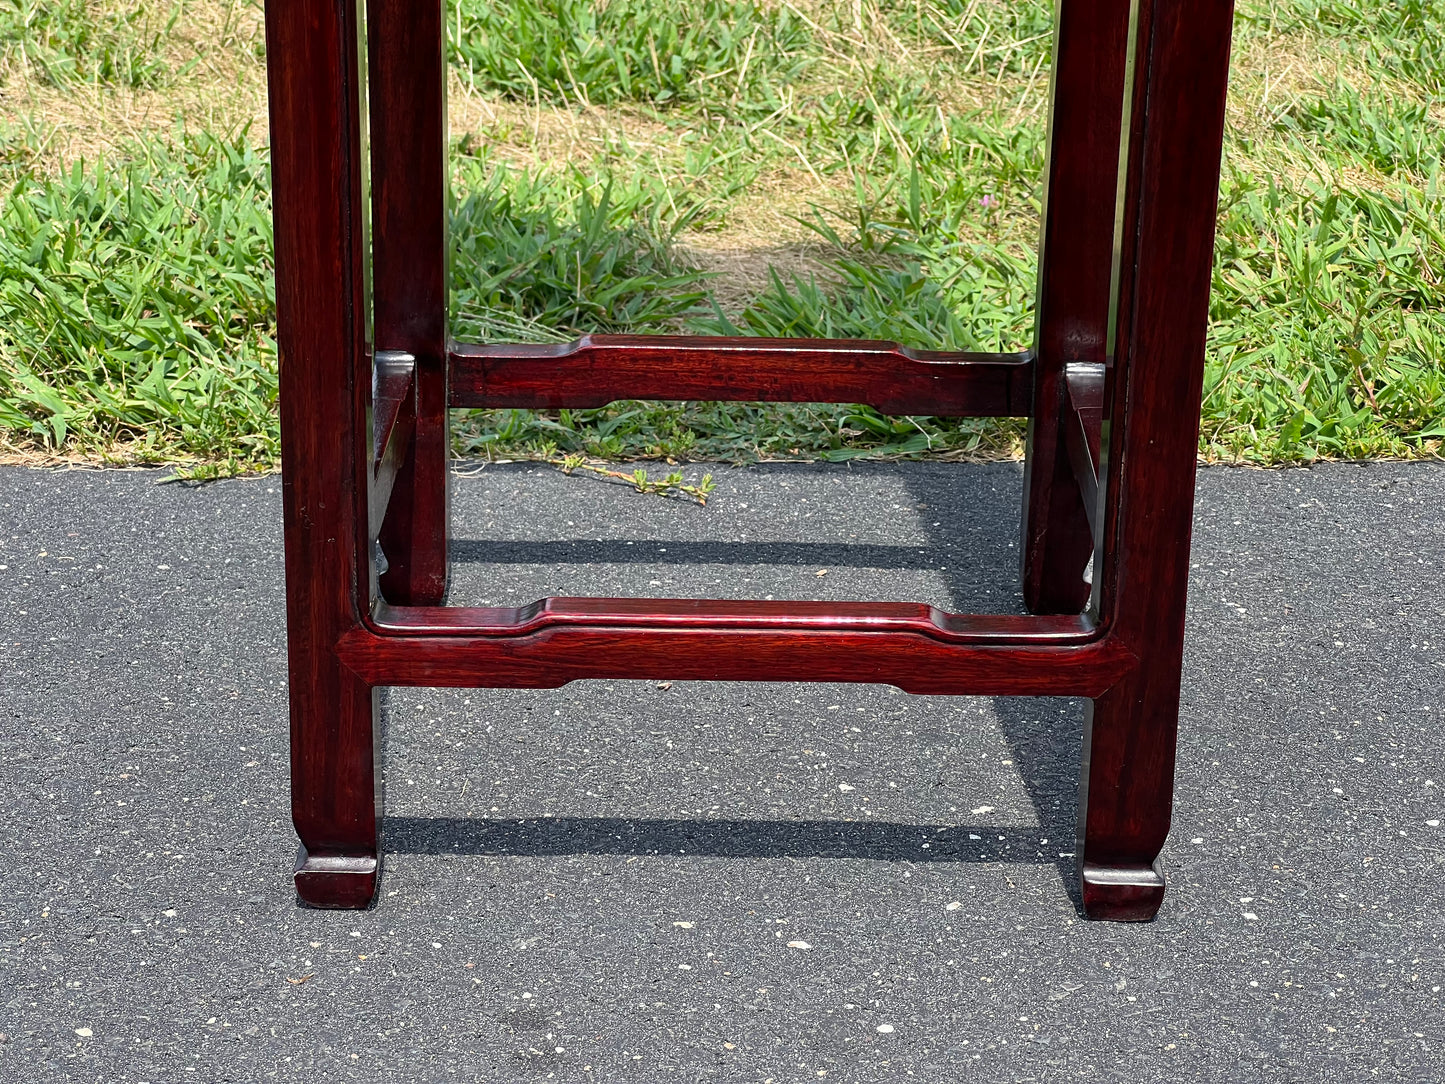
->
[[267, 0, 1235, 920], [373, 597, 1096, 642], [338, 622, 1134, 697], [265, 0, 380, 908], [450, 336, 1034, 416], [369, 0, 450, 607], [338, 597, 1134, 695], [1079, 0, 1236, 921], [371, 351, 416, 469], [1020, 0, 1132, 615]]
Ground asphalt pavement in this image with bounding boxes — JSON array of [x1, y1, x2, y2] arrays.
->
[[0, 458, 1442, 1082]]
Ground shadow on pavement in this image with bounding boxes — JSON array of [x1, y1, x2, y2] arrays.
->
[[423, 461, 1088, 911], [450, 539, 944, 570], [386, 815, 1072, 872]]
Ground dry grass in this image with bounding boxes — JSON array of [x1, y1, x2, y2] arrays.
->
[[5, 0, 1441, 468], [4, 1, 1414, 190], [1223, 23, 1438, 195], [677, 238, 837, 314], [0, 0, 267, 172], [4, 0, 1432, 304], [2, 0, 1054, 299], [4, 0, 1410, 337]]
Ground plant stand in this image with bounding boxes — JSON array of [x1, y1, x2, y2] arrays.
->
[[263, 0, 1236, 919]]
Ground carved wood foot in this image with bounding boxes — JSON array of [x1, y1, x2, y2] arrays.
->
[[294, 846, 379, 909], [1079, 860, 1166, 922]]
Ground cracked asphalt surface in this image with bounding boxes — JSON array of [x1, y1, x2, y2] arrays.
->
[[1, 458, 1442, 1082]]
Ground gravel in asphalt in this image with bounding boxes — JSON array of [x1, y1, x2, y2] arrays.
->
[[0, 459, 1442, 1082]]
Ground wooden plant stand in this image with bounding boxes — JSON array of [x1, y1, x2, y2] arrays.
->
[[264, 0, 1235, 920]]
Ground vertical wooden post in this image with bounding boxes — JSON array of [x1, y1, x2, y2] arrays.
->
[[1078, 0, 1235, 920], [266, 0, 381, 908], [1020, 0, 1132, 614], [370, 0, 452, 606]]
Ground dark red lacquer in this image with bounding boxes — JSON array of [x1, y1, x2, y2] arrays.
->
[[263, 0, 1235, 920]]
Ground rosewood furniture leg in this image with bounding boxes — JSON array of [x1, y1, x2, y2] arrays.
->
[[1020, 0, 1131, 615], [1077, 0, 1235, 920], [292, 669, 382, 908], [266, 0, 382, 906], [262, 0, 1235, 921], [370, 0, 451, 606]]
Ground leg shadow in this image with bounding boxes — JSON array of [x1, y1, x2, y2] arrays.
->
[[399, 460, 1084, 908], [986, 695, 1087, 913], [386, 815, 1064, 866], [898, 461, 1087, 914]]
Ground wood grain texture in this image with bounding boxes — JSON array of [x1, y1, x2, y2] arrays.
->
[[269, 0, 1234, 921], [369, 0, 451, 606], [1019, 0, 1132, 615], [450, 336, 1034, 416], [338, 619, 1137, 698], [344, 599, 1134, 697], [1078, 0, 1236, 921], [374, 597, 1097, 643], [265, 0, 380, 908]]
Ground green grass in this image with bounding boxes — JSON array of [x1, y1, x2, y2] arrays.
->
[[1245, 0, 1444, 94], [0, 0, 1442, 468], [450, 0, 811, 110], [1205, 170, 1445, 459], [0, 0, 179, 88], [449, 157, 712, 341], [0, 131, 277, 470], [1276, 81, 1444, 177]]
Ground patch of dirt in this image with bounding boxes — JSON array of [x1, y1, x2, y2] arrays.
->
[[447, 83, 679, 170], [1, 0, 267, 172], [1223, 27, 1432, 192], [676, 239, 839, 317]]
